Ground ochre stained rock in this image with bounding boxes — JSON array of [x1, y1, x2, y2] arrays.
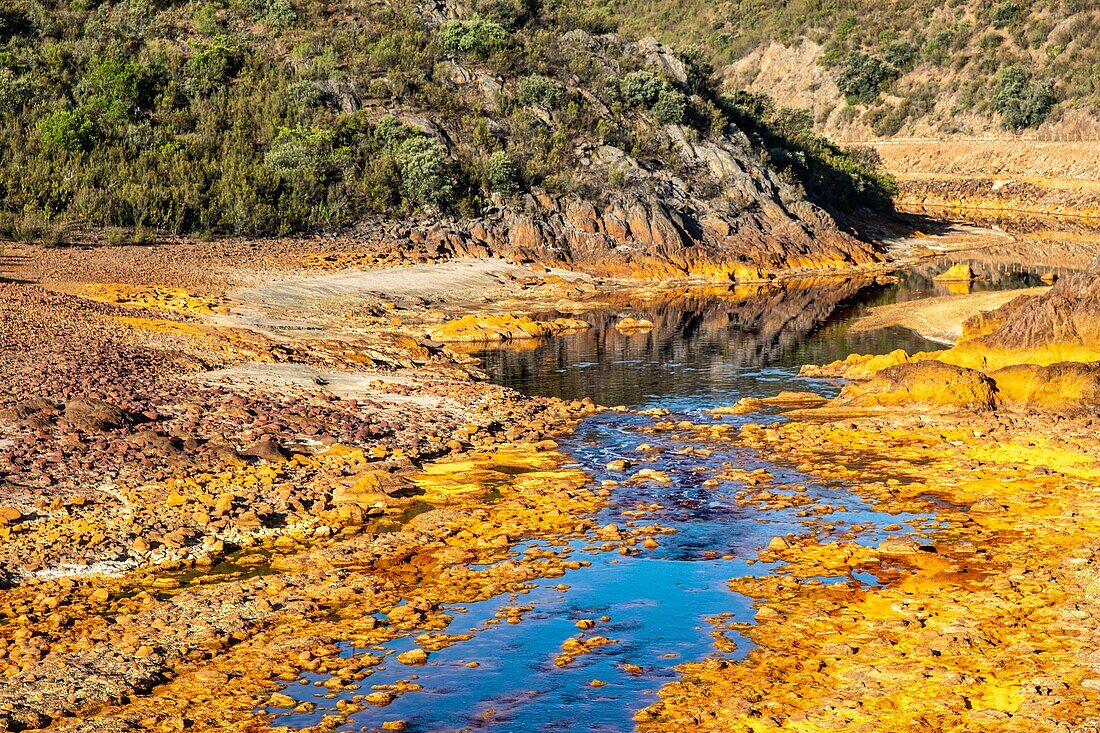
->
[[831, 361, 998, 412], [990, 361, 1100, 412], [426, 314, 590, 343], [932, 263, 976, 282]]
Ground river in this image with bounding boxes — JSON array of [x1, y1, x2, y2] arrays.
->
[[267, 260, 1040, 732]]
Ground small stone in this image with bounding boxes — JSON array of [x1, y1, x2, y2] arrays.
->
[[268, 692, 297, 708], [767, 536, 789, 551], [397, 648, 428, 665]]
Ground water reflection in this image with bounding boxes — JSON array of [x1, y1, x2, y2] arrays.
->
[[476, 277, 941, 408]]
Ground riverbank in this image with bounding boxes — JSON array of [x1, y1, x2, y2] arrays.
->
[[852, 286, 1050, 344], [0, 240, 623, 731], [860, 140, 1100, 223]]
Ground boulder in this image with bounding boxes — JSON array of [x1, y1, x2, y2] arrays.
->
[[833, 361, 998, 411], [332, 470, 418, 507], [991, 362, 1100, 412], [64, 398, 129, 432], [933, 263, 976, 282]]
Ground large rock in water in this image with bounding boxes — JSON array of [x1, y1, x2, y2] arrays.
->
[[833, 361, 998, 411]]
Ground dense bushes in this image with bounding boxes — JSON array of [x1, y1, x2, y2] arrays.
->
[[0, 0, 894, 241], [439, 17, 510, 60], [618, 70, 687, 124], [518, 75, 566, 110], [992, 65, 1056, 129], [835, 53, 899, 104]]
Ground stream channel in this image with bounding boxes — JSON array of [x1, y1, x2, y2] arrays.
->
[[268, 259, 1043, 732]]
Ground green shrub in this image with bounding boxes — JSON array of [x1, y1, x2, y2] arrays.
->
[[38, 109, 96, 152], [992, 65, 1056, 129], [0, 69, 29, 112], [884, 40, 919, 72], [185, 35, 241, 96], [373, 114, 414, 147], [287, 80, 327, 111], [473, 0, 537, 30], [518, 75, 566, 110], [192, 4, 221, 35], [620, 70, 664, 107], [487, 150, 519, 193], [394, 135, 454, 208], [836, 53, 898, 104], [992, 2, 1021, 28], [979, 32, 1003, 50], [244, 0, 296, 29], [439, 17, 510, 60], [651, 88, 686, 124], [264, 125, 338, 177], [78, 58, 148, 127]]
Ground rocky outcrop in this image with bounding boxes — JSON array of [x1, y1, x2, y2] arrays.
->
[[962, 273, 1100, 353], [368, 157, 881, 281], [831, 361, 999, 412], [990, 362, 1100, 412], [366, 27, 884, 281]]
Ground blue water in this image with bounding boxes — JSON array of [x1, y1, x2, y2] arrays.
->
[[266, 280, 952, 732]]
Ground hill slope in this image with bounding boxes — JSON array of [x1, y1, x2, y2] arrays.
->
[[591, 0, 1100, 137], [0, 0, 892, 277]]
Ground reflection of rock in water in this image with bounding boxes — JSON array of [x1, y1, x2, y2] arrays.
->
[[903, 211, 1100, 282], [478, 277, 909, 405]]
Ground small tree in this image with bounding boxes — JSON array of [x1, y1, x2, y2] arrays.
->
[[78, 58, 148, 126], [486, 150, 519, 194], [993, 65, 1055, 129], [394, 136, 454, 208], [438, 17, 510, 60], [836, 53, 898, 104]]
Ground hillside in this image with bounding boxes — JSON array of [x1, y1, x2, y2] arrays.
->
[[0, 0, 893, 277], [593, 0, 1100, 138]]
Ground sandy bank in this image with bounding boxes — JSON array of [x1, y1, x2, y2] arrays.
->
[[852, 286, 1049, 344], [233, 258, 587, 310]]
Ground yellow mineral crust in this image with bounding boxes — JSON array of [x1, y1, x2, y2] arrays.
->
[[425, 313, 590, 343], [640, 414, 1100, 733], [21, 442, 600, 732], [64, 283, 228, 314]]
